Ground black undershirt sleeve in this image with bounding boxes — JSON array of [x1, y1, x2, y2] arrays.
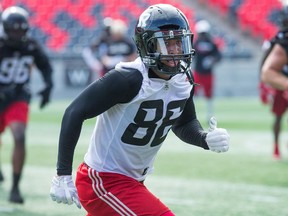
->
[[56, 68, 143, 175], [33, 41, 53, 88], [172, 89, 209, 150]]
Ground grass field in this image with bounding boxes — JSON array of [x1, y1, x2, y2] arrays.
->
[[0, 97, 288, 216]]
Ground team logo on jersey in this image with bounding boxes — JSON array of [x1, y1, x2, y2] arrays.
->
[[142, 167, 149, 175]]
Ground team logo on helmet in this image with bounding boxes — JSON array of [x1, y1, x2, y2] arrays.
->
[[137, 12, 151, 28]]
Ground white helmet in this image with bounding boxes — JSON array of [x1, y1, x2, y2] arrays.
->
[[195, 20, 211, 33], [110, 19, 128, 36]]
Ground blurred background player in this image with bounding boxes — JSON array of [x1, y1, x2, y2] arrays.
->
[[82, 18, 137, 79], [193, 19, 222, 122], [0, 3, 2, 36], [0, 3, 3, 183], [0, 6, 53, 203], [82, 17, 112, 79], [260, 6, 288, 160]]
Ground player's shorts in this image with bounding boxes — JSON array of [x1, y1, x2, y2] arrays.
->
[[272, 90, 288, 116], [76, 163, 174, 216], [193, 71, 213, 98], [0, 101, 29, 133]]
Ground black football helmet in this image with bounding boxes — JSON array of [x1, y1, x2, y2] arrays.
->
[[279, 6, 288, 30], [1, 6, 29, 46], [134, 4, 195, 79]]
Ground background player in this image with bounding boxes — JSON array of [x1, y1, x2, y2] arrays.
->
[[261, 6, 288, 160], [82, 17, 112, 79], [82, 18, 137, 79], [0, 3, 3, 183], [193, 19, 222, 122], [0, 6, 53, 203]]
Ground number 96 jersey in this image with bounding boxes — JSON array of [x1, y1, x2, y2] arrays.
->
[[0, 37, 52, 106], [84, 57, 193, 181]]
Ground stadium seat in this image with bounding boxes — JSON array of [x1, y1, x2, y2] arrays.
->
[[2, 0, 279, 55]]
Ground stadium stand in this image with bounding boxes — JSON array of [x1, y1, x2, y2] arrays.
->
[[2, 0, 278, 98], [236, 0, 281, 39], [202, 0, 282, 40], [1, 0, 284, 57], [1, 0, 193, 54]]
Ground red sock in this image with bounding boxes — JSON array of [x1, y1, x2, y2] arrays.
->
[[274, 144, 279, 154], [273, 144, 281, 159]]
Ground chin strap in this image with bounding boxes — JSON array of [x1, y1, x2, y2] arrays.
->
[[182, 65, 199, 86], [151, 58, 199, 86]]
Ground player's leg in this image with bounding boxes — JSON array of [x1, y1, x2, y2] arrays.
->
[[76, 163, 174, 216], [271, 91, 285, 160], [0, 111, 7, 182], [8, 121, 26, 203], [5, 101, 29, 204], [0, 136, 4, 182], [273, 115, 281, 159], [203, 73, 213, 122]]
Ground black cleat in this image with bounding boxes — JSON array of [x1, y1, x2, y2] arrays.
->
[[0, 170, 4, 182], [9, 189, 24, 204]]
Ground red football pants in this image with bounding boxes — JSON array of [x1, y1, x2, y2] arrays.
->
[[76, 163, 174, 216]]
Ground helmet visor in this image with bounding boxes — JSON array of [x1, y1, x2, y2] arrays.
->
[[152, 30, 193, 59], [4, 21, 29, 42]]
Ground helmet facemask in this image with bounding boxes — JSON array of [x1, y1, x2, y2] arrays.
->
[[2, 6, 29, 47], [5, 23, 28, 42], [143, 29, 195, 76]]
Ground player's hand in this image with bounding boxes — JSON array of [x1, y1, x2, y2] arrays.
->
[[206, 117, 230, 153], [50, 175, 81, 209], [38, 86, 52, 109]]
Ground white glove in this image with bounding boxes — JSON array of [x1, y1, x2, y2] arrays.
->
[[50, 175, 81, 209], [206, 117, 230, 153]]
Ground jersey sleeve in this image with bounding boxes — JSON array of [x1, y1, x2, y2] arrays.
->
[[56, 68, 143, 175], [213, 42, 222, 63], [32, 41, 53, 87], [172, 89, 209, 149]]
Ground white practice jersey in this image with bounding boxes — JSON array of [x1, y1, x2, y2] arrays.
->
[[84, 57, 193, 181]]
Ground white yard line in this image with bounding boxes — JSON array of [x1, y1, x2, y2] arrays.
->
[[0, 206, 15, 213]]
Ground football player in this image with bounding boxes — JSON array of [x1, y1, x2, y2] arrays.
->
[[0, 6, 53, 203], [82, 18, 137, 78], [193, 19, 222, 123], [261, 6, 288, 160], [50, 4, 229, 215], [261, 6, 288, 90], [0, 3, 3, 183]]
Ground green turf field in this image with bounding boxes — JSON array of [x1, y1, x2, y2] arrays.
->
[[0, 97, 288, 216]]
